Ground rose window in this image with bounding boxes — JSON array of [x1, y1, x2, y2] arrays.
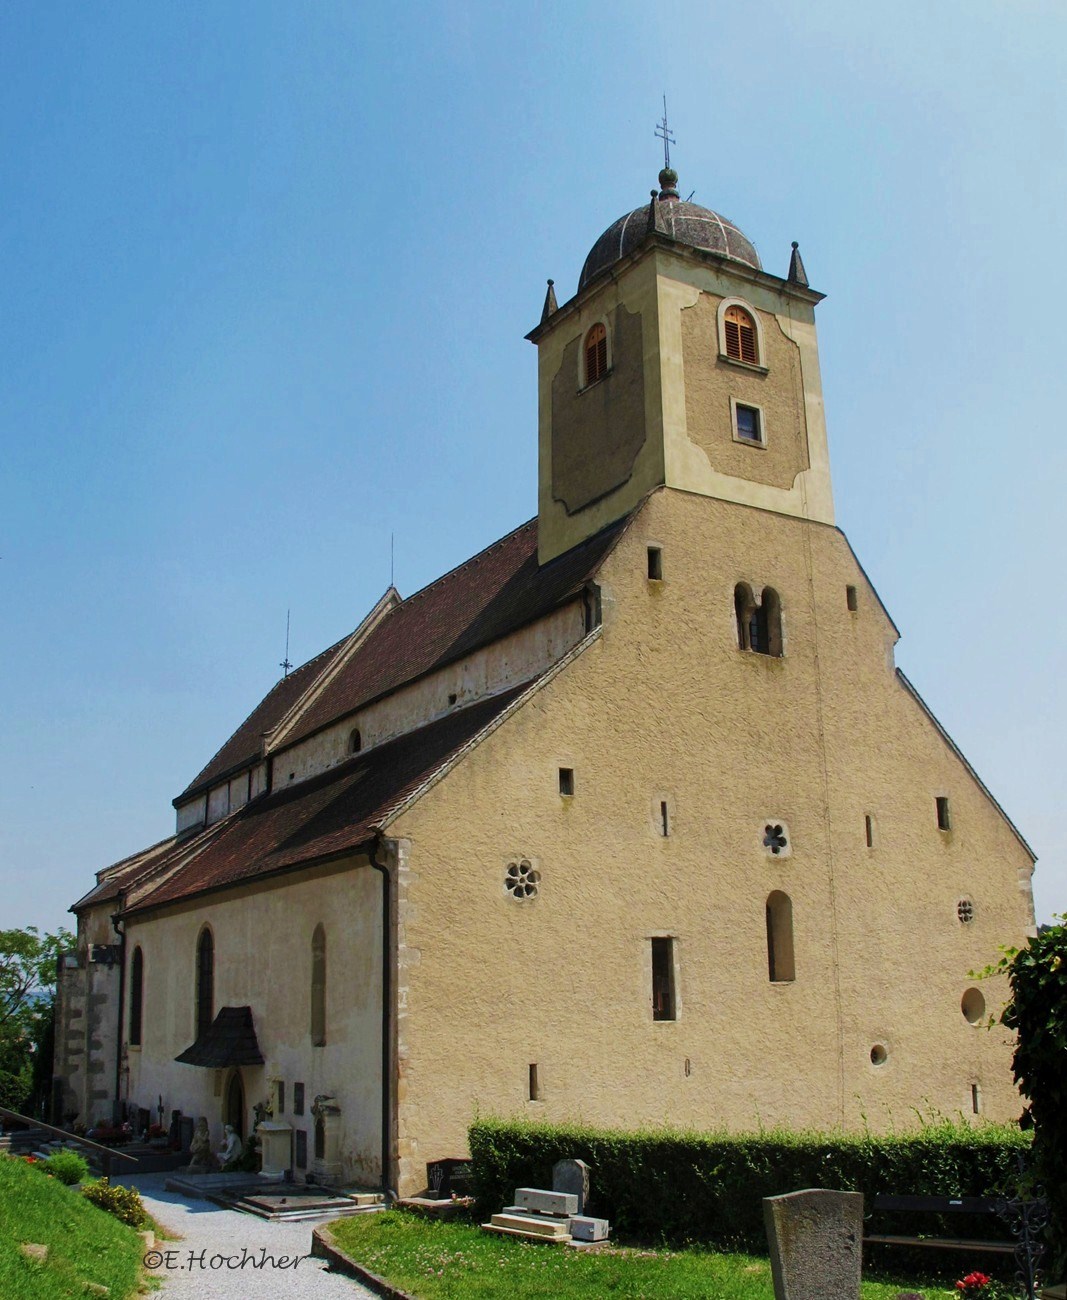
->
[[763, 824, 789, 855], [505, 859, 540, 900]]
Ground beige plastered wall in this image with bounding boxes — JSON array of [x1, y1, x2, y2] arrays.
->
[[123, 855, 384, 1184], [387, 487, 1032, 1195]]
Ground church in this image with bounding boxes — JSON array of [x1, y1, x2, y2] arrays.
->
[[55, 162, 1037, 1198]]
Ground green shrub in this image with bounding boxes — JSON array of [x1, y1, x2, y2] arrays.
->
[[468, 1116, 1029, 1250], [42, 1148, 89, 1185], [81, 1177, 147, 1228]]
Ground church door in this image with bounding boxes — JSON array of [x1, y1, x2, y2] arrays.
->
[[225, 1070, 245, 1139]]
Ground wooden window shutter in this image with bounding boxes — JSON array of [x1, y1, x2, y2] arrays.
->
[[585, 323, 607, 384], [724, 306, 759, 365]]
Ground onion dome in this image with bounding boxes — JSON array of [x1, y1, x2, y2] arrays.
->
[[578, 168, 761, 291]]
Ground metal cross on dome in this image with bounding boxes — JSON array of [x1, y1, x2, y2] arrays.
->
[[655, 95, 675, 170]]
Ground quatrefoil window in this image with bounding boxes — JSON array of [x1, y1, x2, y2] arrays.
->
[[763, 823, 790, 856], [505, 859, 540, 900]]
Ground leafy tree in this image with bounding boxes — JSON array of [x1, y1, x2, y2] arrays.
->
[[0, 926, 73, 1117], [992, 916, 1067, 1278]]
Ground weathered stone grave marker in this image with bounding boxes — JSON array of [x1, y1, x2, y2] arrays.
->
[[763, 1188, 863, 1300]]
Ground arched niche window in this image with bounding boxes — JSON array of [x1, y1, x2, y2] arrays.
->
[[724, 304, 759, 365], [195, 927, 214, 1041], [349, 727, 362, 754], [734, 583, 783, 657], [584, 322, 608, 386], [311, 923, 326, 1046], [766, 891, 795, 983], [129, 946, 144, 1047]]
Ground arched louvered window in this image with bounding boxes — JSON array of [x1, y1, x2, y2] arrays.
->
[[129, 947, 144, 1047], [766, 891, 795, 982], [724, 305, 759, 365], [311, 924, 326, 1046], [196, 928, 214, 1041], [584, 322, 608, 385]]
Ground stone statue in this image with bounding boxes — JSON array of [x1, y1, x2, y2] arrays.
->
[[218, 1124, 243, 1167], [182, 1116, 219, 1174]]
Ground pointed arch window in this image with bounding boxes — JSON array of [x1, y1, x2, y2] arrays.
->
[[311, 924, 326, 1046], [584, 322, 608, 386], [129, 947, 144, 1047], [195, 927, 214, 1041], [724, 305, 759, 365], [349, 728, 362, 754], [766, 892, 795, 982]]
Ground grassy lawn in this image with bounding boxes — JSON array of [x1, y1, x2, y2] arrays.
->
[[0, 1154, 146, 1299], [328, 1209, 953, 1300]]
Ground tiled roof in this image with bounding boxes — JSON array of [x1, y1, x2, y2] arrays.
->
[[179, 635, 350, 800], [127, 683, 536, 916], [175, 1006, 265, 1068], [281, 518, 624, 748], [71, 835, 182, 913]]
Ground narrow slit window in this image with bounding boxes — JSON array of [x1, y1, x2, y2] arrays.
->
[[349, 728, 362, 754], [724, 305, 759, 365], [864, 815, 874, 848], [584, 322, 608, 385], [129, 947, 144, 1047], [647, 546, 663, 580], [936, 797, 952, 831], [766, 892, 795, 983], [846, 585, 858, 612], [528, 1064, 540, 1102], [651, 937, 676, 1021], [558, 767, 574, 797], [971, 1083, 981, 1115], [311, 923, 327, 1046], [660, 800, 670, 837]]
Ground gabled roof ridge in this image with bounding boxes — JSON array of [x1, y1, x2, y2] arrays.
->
[[393, 518, 536, 610], [267, 587, 401, 751], [122, 812, 244, 909], [95, 833, 179, 882], [895, 668, 1036, 861], [176, 632, 352, 803], [378, 626, 602, 831]]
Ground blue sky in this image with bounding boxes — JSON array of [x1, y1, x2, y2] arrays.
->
[[2, 0, 1065, 934]]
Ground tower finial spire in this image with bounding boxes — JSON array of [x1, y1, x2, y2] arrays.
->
[[655, 95, 675, 171]]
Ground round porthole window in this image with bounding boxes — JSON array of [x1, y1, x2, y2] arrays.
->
[[505, 859, 540, 900], [870, 1044, 888, 1066], [961, 988, 986, 1025]]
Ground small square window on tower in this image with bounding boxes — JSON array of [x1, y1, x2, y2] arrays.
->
[[846, 585, 858, 612], [731, 399, 765, 446], [558, 767, 574, 797], [647, 546, 663, 580]]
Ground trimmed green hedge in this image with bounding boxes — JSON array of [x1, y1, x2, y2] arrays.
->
[[468, 1117, 1029, 1250]]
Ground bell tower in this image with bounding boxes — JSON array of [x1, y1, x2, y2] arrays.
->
[[528, 169, 835, 565]]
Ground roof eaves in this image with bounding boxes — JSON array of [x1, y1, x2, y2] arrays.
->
[[895, 668, 1036, 862]]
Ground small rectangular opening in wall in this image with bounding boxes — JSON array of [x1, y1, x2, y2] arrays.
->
[[651, 937, 676, 1021], [448, 692, 457, 706], [293, 1082, 304, 1115], [660, 800, 670, 837], [971, 1083, 981, 1115], [528, 1063, 540, 1102], [846, 585, 858, 612], [936, 796, 952, 831], [865, 814, 874, 848], [558, 767, 574, 797], [647, 546, 663, 580], [277, 1081, 285, 1114]]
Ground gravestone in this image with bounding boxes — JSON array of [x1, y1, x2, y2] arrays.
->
[[552, 1158, 590, 1215], [763, 1188, 863, 1300], [179, 1115, 194, 1152]]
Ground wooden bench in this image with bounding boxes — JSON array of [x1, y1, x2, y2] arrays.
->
[[863, 1194, 1014, 1256]]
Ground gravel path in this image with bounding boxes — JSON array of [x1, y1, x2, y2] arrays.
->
[[120, 1173, 378, 1299]]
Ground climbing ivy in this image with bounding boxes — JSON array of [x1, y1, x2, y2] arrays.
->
[[993, 915, 1067, 1277]]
